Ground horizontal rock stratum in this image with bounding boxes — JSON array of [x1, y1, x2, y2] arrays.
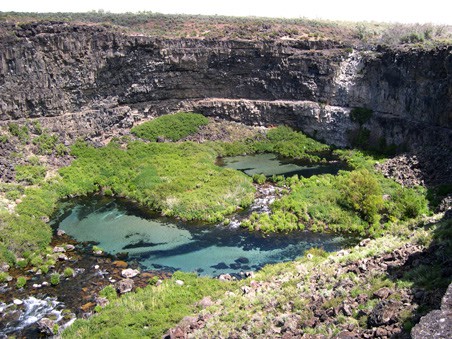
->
[[0, 22, 451, 149]]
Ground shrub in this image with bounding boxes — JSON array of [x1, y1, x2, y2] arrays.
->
[[99, 284, 118, 300], [8, 123, 29, 142], [50, 273, 61, 285], [252, 173, 266, 184], [32, 133, 59, 155], [131, 112, 209, 141], [63, 267, 75, 278], [15, 164, 47, 185], [339, 169, 383, 225], [0, 272, 10, 283], [16, 276, 27, 288]]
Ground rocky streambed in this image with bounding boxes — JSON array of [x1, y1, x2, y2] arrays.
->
[[0, 231, 169, 337]]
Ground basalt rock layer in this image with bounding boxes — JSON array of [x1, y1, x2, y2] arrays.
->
[[0, 22, 451, 148]]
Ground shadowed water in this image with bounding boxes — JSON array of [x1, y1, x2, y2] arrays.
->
[[54, 197, 347, 276]]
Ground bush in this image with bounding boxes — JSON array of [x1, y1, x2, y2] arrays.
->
[[99, 284, 118, 300], [16, 276, 27, 288], [63, 267, 75, 277], [8, 123, 29, 143], [340, 169, 383, 225], [131, 112, 209, 141], [50, 273, 61, 285], [252, 173, 266, 184], [32, 133, 59, 155], [15, 164, 47, 185]]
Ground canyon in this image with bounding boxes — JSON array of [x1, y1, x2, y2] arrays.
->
[[0, 22, 451, 149]]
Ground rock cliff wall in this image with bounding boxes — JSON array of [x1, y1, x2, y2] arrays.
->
[[0, 22, 451, 148]]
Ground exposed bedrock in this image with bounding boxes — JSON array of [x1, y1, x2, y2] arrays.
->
[[0, 22, 451, 148]]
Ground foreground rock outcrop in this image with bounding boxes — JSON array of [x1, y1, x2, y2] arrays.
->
[[412, 283, 452, 339], [0, 22, 451, 150]]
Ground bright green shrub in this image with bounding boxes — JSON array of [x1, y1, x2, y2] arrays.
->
[[15, 164, 47, 185], [339, 169, 383, 224], [50, 273, 61, 285], [32, 133, 59, 155], [16, 276, 27, 288], [131, 112, 209, 141]]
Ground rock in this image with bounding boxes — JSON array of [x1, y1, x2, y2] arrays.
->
[[53, 246, 66, 253], [65, 244, 75, 251], [359, 238, 371, 247], [373, 287, 392, 299], [168, 326, 185, 339], [368, 300, 402, 326], [112, 260, 128, 268], [32, 283, 41, 288], [412, 282, 452, 339], [121, 268, 140, 278], [218, 274, 232, 281], [37, 318, 55, 335], [197, 296, 213, 308], [58, 253, 68, 261], [15, 199, 22, 204], [341, 304, 353, 316], [95, 297, 109, 307], [116, 278, 134, 294], [56, 229, 66, 236], [80, 302, 96, 312], [0, 264, 10, 272], [307, 253, 314, 260], [94, 265, 100, 269], [156, 279, 163, 286], [175, 280, 184, 286], [13, 299, 23, 305], [244, 271, 255, 278], [336, 331, 358, 338]]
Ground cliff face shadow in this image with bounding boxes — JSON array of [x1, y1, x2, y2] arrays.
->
[[386, 215, 452, 327]]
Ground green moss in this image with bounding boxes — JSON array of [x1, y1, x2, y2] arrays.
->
[[131, 112, 209, 141], [50, 273, 60, 285]]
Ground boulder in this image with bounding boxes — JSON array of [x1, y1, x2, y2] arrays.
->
[[175, 280, 184, 286], [112, 260, 128, 268], [373, 287, 392, 299], [116, 278, 134, 294], [121, 268, 140, 278], [53, 246, 66, 253], [368, 300, 402, 326], [37, 318, 55, 335], [412, 283, 452, 339]]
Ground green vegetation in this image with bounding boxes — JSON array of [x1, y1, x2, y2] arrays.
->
[[50, 272, 61, 285], [16, 276, 27, 288], [131, 112, 209, 141], [63, 267, 75, 278], [212, 126, 329, 162], [14, 164, 47, 185], [62, 272, 234, 338], [99, 285, 118, 301], [243, 151, 429, 237], [7, 123, 29, 143], [1, 12, 450, 46]]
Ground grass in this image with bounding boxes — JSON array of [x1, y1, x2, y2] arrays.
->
[[131, 112, 209, 141], [62, 272, 234, 338]]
